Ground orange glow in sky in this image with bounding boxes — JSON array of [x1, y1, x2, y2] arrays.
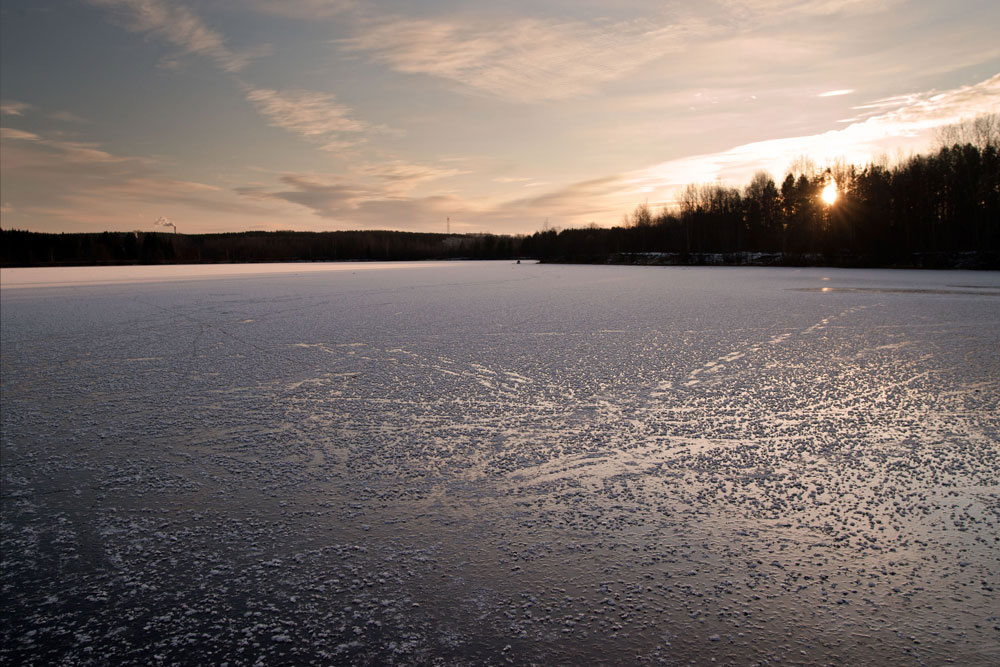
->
[[0, 1, 998, 234]]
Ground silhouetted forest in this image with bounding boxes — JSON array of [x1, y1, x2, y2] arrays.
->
[[533, 130, 999, 269], [2, 123, 997, 270], [0, 229, 522, 267]]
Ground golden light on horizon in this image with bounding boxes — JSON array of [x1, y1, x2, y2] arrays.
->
[[821, 182, 838, 206]]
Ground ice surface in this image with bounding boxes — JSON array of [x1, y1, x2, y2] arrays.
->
[[0, 260, 460, 289], [2, 262, 998, 665]]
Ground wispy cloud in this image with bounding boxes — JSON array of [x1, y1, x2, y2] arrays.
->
[[723, 0, 902, 18], [233, 74, 1000, 232], [848, 73, 1000, 124], [248, 0, 355, 20], [494, 176, 534, 184], [1, 126, 130, 164], [626, 73, 1000, 205], [350, 73, 1000, 230], [495, 176, 626, 226], [238, 159, 467, 223], [244, 86, 368, 149], [25, 179, 292, 231], [89, 0, 254, 72], [16, 1, 995, 236], [149, 69, 1000, 236], [237, 166, 631, 234], [354, 161, 466, 196], [0, 128, 41, 142], [1, 125, 299, 231], [1, 101, 32, 116], [237, 172, 463, 231], [339, 16, 706, 102], [48, 110, 90, 123], [89, 1, 381, 154], [239, 174, 369, 217]]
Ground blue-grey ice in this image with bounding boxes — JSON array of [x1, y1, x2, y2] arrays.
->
[[2, 262, 998, 665]]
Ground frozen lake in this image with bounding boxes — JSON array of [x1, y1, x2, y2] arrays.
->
[[2, 261, 998, 665]]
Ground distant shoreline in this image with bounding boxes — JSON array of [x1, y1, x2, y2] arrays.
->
[[553, 251, 1000, 271], [3, 252, 997, 271], [3, 227, 997, 271]]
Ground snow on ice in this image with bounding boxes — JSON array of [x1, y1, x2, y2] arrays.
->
[[2, 262, 998, 665]]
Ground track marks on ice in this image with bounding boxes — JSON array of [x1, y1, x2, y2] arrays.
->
[[673, 304, 877, 389]]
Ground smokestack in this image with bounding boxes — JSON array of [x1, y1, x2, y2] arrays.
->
[[154, 216, 177, 233]]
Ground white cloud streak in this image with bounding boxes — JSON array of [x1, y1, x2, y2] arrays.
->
[[247, 0, 355, 20], [1, 126, 129, 164], [1, 101, 32, 116], [339, 16, 706, 102], [18, 4, 997, 235], [723, 0, 902, 18], [229, 73, 1000, 233], [48, 110, 90, 123], [1, 125, 301, 231], [244, 86, 368, 148], [89, 0, 253, 72], [354, 161, 467, 196], [626, 73, 1000, 204], [237, 158, 468, 221], [237, 172, 465, 232], [90, 1, 382, 154]]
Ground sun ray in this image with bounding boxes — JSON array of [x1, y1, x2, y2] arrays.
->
[[821, 182, 838, 205]]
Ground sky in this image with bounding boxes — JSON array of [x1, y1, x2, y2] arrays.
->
[[1, 0, 998, 235]]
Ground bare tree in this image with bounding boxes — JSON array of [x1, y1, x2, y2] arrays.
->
[[788, 154, 818, 179], [630, 202, 654, 228], [935, 113, 999, 151]]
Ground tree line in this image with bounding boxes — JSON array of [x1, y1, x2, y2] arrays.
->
[[2, 117, 997, 269], [0, 229, 522, 267], [531, 119, 998, 268]]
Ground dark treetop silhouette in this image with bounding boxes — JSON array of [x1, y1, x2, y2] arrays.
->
[[3, 127, 997, 270]]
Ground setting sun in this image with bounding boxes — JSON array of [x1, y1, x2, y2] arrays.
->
[[821, 182, 838, 205]]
